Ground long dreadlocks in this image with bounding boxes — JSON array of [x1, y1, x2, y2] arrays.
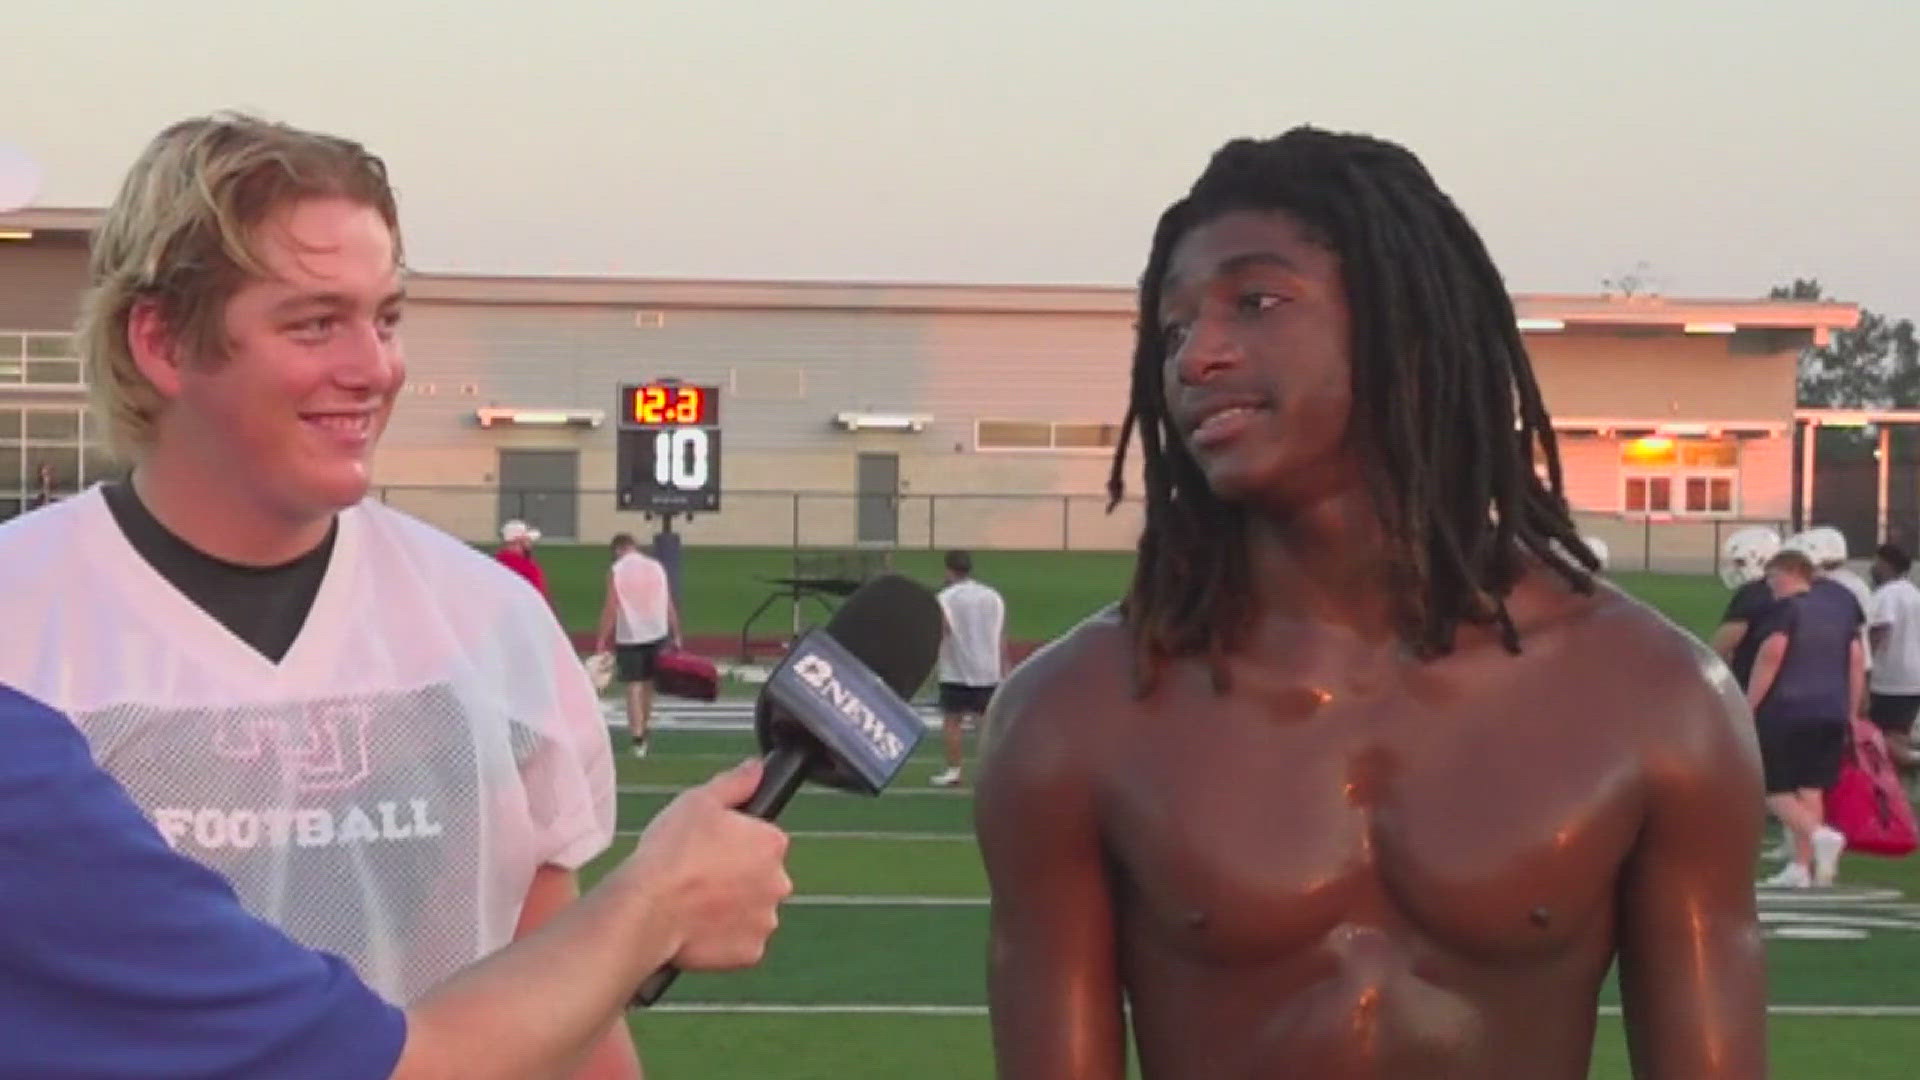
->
[[1106, 127, 1598, 694]]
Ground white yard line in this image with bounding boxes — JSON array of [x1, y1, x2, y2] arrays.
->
[[618, 783, 969, 799], [652, 1003, 986, 1016], [645, 1003, 1920, 1018], [782, 895, 986, 907], [612, 829, 973, 843], [629, 751, 949, 766], [605, 712, 947, 733]]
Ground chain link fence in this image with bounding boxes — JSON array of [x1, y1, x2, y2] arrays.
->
[[376, 484, 1816, 574], [375, 485, 1148, 553], [1570, 512, 1794, 575]]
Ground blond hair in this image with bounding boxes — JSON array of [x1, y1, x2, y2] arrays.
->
[[76, 112, 403, 459]]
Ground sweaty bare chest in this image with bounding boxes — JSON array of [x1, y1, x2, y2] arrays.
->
[[1105, 684, 1643, 962]]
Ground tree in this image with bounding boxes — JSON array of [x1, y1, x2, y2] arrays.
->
[[1775, 278, 1920, 409], [1603, 260, 1666, 298]]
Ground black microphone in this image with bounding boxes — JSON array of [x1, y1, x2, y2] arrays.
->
[[629, 572, 943, 1006]]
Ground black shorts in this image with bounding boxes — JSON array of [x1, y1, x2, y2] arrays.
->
[[1756, 722, 1847, 794], [615, 640, 667, 683], [939, 682, 995, 716], [1867, 693, 1920, 736]]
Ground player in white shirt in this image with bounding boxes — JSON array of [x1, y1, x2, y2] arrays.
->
[[0, 114, 774, 1079], [596, 533, 682, 757], [1867, 542, 1920, 775], [931, 550, 1007, 787]]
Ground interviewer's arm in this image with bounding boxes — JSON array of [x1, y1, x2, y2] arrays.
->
[[510, 867, 645, 1079], [394, 758, 787, 1080], [394, 868, 671, 1079]]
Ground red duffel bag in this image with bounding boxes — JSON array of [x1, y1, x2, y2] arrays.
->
[[653, 647, 720, 702], [1825, 716, 1918, 858]]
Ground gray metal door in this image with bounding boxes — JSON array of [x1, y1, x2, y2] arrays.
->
[[497, 449, 579, 541], [856, 452, 899, 545]]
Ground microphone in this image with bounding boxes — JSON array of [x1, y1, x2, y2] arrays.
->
[[629, 572, 944, 1006]]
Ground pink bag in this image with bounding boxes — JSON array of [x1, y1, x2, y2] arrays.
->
[[653, 647, 720, 702], [1825, 717, 1918, 858]]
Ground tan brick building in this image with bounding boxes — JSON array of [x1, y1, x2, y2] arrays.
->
[[0, 207, 1859, 571]]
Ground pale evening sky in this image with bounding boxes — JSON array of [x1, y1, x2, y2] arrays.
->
[[8, 0, 1918, 318]]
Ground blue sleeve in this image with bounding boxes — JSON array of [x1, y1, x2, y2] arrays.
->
[[0, 686, 407, 1080], [1765, 597, 1801, 641]]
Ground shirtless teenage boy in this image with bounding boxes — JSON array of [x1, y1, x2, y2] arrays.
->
[[974, 127, 1767, 1080]]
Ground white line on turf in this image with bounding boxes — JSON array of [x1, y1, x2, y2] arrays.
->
[[652, 1004, 985, 1016], [612, 829, 973, 843], [642, 1003, 1920, 1018], [628, 751, 949, 764], [785, 895, 986, 907], [618, 783, 969, 799], [603, 709, 948, 733]]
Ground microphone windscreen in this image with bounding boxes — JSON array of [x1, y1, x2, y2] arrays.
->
[[822, 573, 945, 700]]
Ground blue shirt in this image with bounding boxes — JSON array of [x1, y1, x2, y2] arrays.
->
[[1754, 581, 1863, 727], [0, 684, 407, 1079]]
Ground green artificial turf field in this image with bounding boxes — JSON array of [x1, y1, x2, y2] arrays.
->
[[523, 542, 1735, 650], [533, 544, 1139, 648], [521, 544, 1920, 1076]]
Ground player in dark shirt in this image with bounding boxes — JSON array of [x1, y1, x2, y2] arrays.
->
[[1717, 577, 1777, 688], [1711, 526, 1784, 685], [1745, 549, 1860, 887]]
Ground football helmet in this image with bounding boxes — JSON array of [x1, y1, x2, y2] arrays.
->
[[1721, 527, 1781, 588]]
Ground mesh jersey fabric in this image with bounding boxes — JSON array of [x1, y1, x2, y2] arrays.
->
[[0, 684, 407, 1079], [0, 486, 616, 1005]]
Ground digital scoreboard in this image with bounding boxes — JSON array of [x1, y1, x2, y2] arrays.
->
[[616, 381, 722, 515]]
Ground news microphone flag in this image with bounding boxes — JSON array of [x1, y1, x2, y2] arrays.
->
[[753, 625, 926, 796]]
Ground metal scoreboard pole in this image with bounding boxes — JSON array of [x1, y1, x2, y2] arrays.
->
[[615, 379, 723, 607]]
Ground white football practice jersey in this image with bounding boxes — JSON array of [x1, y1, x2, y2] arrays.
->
[[0, 487, 616, 1004]]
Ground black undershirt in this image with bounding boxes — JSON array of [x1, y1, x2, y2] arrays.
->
[[102, 480, 337, 663]]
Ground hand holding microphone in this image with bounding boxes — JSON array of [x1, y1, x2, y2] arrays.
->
[[608, 757, 793, 973], [630, 572, 945, 1006]]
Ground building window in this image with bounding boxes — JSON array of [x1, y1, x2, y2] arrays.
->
[[1624, 474, 1669, 513], [976, 421, 1052, 449], [0, 406, 118, 521], [1, 333, 84, 387], [1619, 436, 1738, 517], [976, 420, 1122, 452], [1052, 422, 1121, 449]]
